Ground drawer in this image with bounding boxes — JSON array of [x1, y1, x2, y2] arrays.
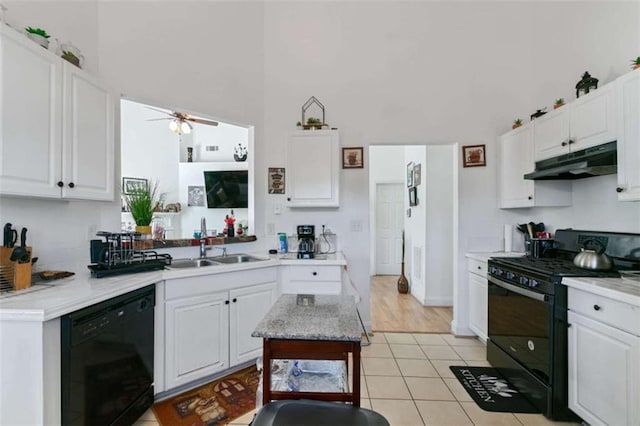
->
[[467, 258, 487, 276], [568, 287, 640, 336], [287, 265, 342, 282]]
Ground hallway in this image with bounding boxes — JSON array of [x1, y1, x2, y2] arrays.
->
[[370, 275, 453, 333]]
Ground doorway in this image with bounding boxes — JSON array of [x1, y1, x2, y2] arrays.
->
[[368, 144, 457, 333]]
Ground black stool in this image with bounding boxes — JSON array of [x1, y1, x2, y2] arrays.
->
[[250, 400, 389, 426]]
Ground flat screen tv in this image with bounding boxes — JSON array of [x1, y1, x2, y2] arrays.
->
[[203, 170, 248, 208]]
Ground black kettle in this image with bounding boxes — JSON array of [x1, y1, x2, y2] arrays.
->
[[573, 239, 613, 271]]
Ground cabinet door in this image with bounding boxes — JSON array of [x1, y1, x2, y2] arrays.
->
[[468, 272, 488, 342], [570, 83, 616, 151], [568, 311, 640, 426], [165, 292, 229, 389], [616, 69, 640, 201], [0, 26, 62, 198], [499, 125, 535, 208], [533, 107, 571, 161], [229, 282, 277, 366], [61, 62, 115, 200], [286, 130, 339, 207]]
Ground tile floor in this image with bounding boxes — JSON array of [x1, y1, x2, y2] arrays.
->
[[134, 333, 580, 426]]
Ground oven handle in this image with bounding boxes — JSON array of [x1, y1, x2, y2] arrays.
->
[[488, 275, 547, 302]]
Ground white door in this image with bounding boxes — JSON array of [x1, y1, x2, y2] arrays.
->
[[61, 62, 114, 200], [0, 26, 62, 198], [165, 292, 229, 390], [229, 282, 277, 366], [375, 183, 404, 275]]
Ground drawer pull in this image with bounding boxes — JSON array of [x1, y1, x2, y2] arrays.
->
[[312, 272, 317, 276], [477, 266, 481, 270], [232, 298, 237, 303], [593, 304, 601, 311]]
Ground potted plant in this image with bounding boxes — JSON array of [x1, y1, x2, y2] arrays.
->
[[62, 50, 81, 67], [512, 118, 523, 129], [303, 117, 323, 130], [124, 180, 160, 235], [631, 56, 640, 70], [554, 98, 565, 109], [25, 27, 51, 49]]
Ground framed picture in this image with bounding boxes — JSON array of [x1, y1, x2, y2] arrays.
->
[[268, 167, 285, 194], [406, 162, 414, 187], [462, 144, 486, 168], [342, 147, 364, 169], [413, 163, 422, 186], [409, 186, 418, 206], [122, 177, 148, 194], [187, 185, 205, 207]]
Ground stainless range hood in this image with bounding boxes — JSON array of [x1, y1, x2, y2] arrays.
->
[[524, 141, 617, 180]]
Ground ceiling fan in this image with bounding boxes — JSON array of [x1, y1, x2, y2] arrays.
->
[[146, 107, 219, 135]]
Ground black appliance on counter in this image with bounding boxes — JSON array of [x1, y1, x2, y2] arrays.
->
[[61, 285, 156, 425], [297, 225, 315, 259], [487, 229, 640, 420], [88, 231, 172, 277]]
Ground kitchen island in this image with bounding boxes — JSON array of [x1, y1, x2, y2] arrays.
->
[[252, 294, 362, 406]]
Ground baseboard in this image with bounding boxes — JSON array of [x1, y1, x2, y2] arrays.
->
[[450, 320, 475, 336]]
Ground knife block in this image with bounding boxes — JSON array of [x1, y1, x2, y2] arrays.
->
[[0, 246, 33, 290]]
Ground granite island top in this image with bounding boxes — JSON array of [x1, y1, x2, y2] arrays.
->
[[252, 294, 361, 342]]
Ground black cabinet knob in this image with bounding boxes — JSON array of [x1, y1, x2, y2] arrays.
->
[[568, 139, 575, 145], [312, 271, 317, 276], [528, 196, 533, 200], [232, 298, 237, 303], [616, 187, 624, 193], [68, 182, 75, 188], [561, 142, 568, 147], [287, 197, 291, 201], [57, 181, 64, 187], [225, 300, 230, 305], [477, 266, 481, 270], [593, 304, 601, 311]]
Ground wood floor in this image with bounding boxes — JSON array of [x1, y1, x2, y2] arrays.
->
[[370, 275, 453, 333]]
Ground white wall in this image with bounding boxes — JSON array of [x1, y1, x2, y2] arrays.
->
[[2, 1, 639, 332]]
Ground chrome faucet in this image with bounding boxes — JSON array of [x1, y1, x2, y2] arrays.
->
[[199, 217, 208, 258], [213, 246, 227, 257]]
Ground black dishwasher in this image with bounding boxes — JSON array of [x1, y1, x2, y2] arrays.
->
[[61, 285, 155, 425]]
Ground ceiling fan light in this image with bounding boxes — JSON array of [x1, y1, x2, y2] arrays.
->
[[169, 119, 179, 133], [181, 121, 192, 134]]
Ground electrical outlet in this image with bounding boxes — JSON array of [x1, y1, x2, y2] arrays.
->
[[273, 203, 282, 215]]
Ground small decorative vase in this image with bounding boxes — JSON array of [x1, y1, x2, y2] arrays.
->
[[397, 262, 409, 294], [27, 33, 49, 49], [512, 123, 522, 130], [227, 226, 235, 237], [187, 147, 193, 162], [135, 225, 152, 235], [233, 153, 247, 162]]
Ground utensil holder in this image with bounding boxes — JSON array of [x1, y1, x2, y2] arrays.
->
[[0, 246, 32, 290]]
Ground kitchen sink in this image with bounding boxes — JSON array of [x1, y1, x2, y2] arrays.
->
[[169, 258, 219, 269], [209, 254, 265, 264]]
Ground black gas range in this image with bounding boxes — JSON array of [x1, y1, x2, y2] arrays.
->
[[486, 229, 640, 421]]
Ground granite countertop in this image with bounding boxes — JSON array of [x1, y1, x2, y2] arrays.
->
[[252, 294, 361, 342]]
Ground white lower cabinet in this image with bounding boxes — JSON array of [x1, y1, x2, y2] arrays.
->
[[162, 268, 278, 391], [280, 265, 343, 295], [567, 288, 640, 426], [467, 258, 488, 341]]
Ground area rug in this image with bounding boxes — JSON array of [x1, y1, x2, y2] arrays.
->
[[153, 366, 260, 425], [449, 366, 539, 414]]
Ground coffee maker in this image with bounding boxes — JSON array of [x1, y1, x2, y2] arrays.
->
[[297, 225, 315, 259]]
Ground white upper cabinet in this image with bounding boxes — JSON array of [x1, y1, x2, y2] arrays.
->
[[499, 123, 571, 208], [0, 26, 115, 201], [0, 25, 62, 198], [615, 68, 640, 201], [534, 83, 616, 161], [286, 130, 340, 208], [62, 62, 115, 200]]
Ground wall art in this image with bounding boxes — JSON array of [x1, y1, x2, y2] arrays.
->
[[462, 144, 486, 168], [268, 167, 285, 194]]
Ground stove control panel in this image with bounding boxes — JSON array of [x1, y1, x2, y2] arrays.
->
[[489, 265, 545, 291]]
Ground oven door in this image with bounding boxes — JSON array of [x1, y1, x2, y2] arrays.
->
[[487, 276, 554, 385]]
